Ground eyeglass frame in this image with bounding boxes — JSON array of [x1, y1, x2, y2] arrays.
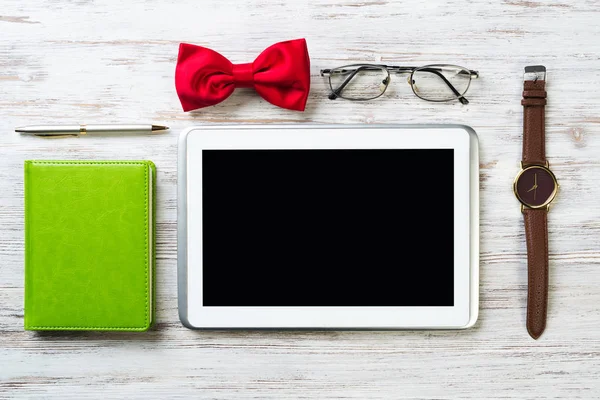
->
[[320, 64, 479, 104]]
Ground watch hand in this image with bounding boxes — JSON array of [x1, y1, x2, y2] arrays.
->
[[527, 173, 539, 192]]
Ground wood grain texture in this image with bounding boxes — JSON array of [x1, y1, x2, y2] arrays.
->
[[1, 0, 599, 398]]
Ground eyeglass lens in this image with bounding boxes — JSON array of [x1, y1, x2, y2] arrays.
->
[[328, 65, 390, 100], [411, 65, 471, 102]]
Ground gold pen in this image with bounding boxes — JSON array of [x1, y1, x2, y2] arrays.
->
[[15, 124, 169, 136]]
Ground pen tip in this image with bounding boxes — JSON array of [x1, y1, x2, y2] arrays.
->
[[152, 125, 169, 131]]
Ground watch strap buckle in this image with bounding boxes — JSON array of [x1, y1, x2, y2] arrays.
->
[[524, 65, 546, 82]]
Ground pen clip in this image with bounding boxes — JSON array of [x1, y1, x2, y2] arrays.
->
[[35, 134, 79, 138]]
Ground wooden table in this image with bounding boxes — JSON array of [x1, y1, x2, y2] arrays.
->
[[2, 0, 599, 398]]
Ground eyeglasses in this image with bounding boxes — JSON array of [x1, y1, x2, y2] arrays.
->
[[320, 64, 479, 104]]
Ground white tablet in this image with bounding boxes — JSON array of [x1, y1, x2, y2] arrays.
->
[[178, 125, 479, 329]]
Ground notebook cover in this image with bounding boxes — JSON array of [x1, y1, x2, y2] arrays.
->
[[24, 160, 155, 331]]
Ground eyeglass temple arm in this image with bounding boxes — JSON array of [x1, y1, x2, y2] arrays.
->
[[321, 66, 479, 78], [415, 67, 470, 105], [320, 66, 388, 75], [407, 67, 478, 78], [385, 65, 478, 78]]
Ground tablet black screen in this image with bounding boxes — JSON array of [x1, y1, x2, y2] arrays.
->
[[202, 149, 454, 306]]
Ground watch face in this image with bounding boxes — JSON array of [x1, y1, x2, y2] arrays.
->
[[514, 165, 558, 208]]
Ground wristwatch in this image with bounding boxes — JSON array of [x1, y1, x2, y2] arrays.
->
[[513, 65, 559, 339]]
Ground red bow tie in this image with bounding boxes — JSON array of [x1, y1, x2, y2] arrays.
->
[[175, 39, 310, 112]]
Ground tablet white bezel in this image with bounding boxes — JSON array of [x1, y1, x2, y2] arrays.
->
[[178, 125, 478, 329]]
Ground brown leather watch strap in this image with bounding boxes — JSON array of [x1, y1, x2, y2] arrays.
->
[[520, 68, 551, 340], [523, 208, 549, 339], [521, 80, 547, 166]]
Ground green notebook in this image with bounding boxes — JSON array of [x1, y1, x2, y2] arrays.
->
[[24, 160, 155, 331]]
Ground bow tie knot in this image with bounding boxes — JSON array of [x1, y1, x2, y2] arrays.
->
[[232, 63, 254, 88], [175, 39, 310, 111]]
